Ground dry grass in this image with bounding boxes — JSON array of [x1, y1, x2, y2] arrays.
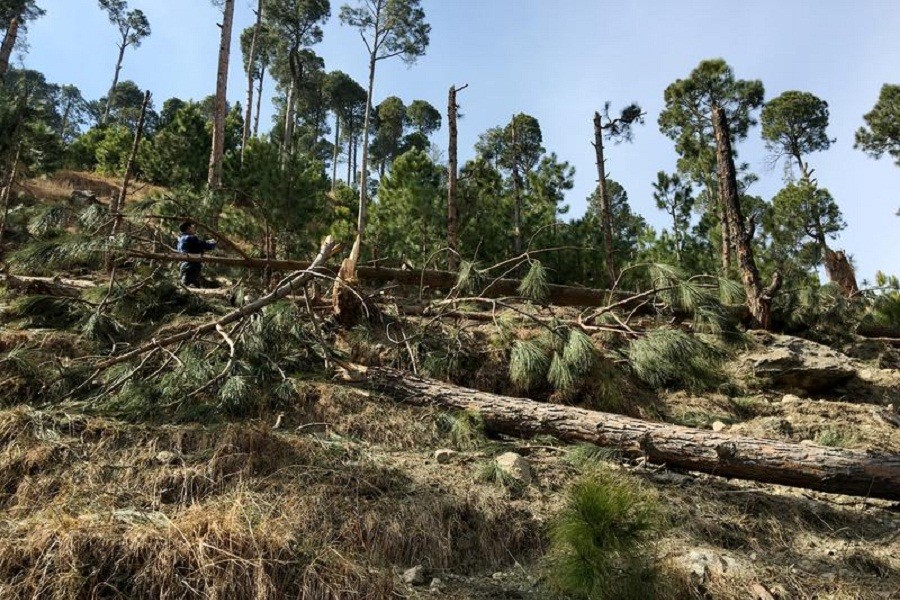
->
[[18, 170, 166, 204], [0, 404, 544, 599]]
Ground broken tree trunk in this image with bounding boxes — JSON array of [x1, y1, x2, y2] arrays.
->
[[447, 84, 467, 272], [824, 248, 860, 297], [592, 112, 617, 284], [0, 17, 18, 81], [126, 250, 633, 307], [712, 106, 779, 329], [362, 367, 900, 501], [110, 90, 151, 236]]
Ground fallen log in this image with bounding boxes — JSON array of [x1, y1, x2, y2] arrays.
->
[[126, 250, 623, 307], [361, 367, 900, 501]]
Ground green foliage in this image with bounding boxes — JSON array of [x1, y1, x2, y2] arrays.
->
[[369, 148, 444, 265], [509, 339, 551, 391], [764, 181, 845, 272], [6, 294, 90, 329], [8, 233, 111, 274], [510, 326, 596, 394], [139, 101, 210, 188], [565, 444, 621, 470], [28, 203, 75, 238], [761, 90, 833, 169], [339, 0, 430, 65], [855, 83, 900, 166], [545, 471, 664, 600], [67, 124, 133, 175], [659, 58, 764, 184], [477, 459, 523, 492], [518, 260, 548, 303], [436, 410, 485, 451], [628, 328, 725, 391]]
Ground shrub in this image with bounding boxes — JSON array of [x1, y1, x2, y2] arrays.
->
[[545, 471, 665, 599]]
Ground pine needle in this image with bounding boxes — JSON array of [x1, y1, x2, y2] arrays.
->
[[518, 260, 549, 303], [509, 339, 551, 391]]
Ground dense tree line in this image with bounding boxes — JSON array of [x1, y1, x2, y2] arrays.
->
[[0, 0, 898, 327]]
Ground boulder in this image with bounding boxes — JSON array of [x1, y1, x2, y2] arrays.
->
[[402, 565, 427, 586], [737, 333, 856, 393], [495, 452, 532, 485], [434, 448, 456, 464]]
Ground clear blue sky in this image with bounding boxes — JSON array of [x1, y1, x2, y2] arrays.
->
[[21, 0, 900, 281]]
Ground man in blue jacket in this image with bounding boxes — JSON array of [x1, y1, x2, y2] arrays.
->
[[177, 221, 217, 287]]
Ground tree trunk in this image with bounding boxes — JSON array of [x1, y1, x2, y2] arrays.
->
[[346, 127, 353, 185], [592, 112, 616, 284], [127, 250, 639, 308], [110, 90, 151, 230], [331, 114, 340, 192], [103, 38, 128, 125], [447, 84, 463, 271], [241, 0, 263, 166], [712, 106, 777, 329], [356, 54, 377, 241], [824, 248, 859, 297], [718, 198, 733, 273], [282, 84, 296, 162], [353, 133, 359, 185], [511, 119, 523, 256], [208, 0, 234, 190], [0, 17, 18, 81], [0, 143, 21, 249], [253, 64, 265, 137], [362, 367, 900, 501]]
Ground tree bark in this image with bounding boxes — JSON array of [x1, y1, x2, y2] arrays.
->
[[110, 90, 151, 238], [824, 248, 860, 297], [103, 34, 129, 126], [511, 119, 523, 256], [593, 112, 617, 284], [241, 0, 263, 166], [0, 142, 21, 248], [447, 84, 466, 271], [208, 0, 234, 190], [253, 63, 265, 137], [712, 106, 777, 329], [331, 115, 340, 192], [282, 83, 296, 162], [0, 17, 18, 81], [362, 367, 900, 501]]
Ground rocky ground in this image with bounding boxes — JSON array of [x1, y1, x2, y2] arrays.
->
[[0, 323, 898, 599]]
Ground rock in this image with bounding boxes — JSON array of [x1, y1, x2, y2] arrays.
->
[[751, 583, 776, 600], [402, 565, 427, 586], [781, 394, 802, 404], [429, 578, 443, 591], [737, 334, 856, 393], [155, 450, 177, 465], [495, 452, 532, 485], [678, 549, 743, 582], [70, 190, 98, 205], [712, 420, 727, 432], [434, 449, 456, 464]]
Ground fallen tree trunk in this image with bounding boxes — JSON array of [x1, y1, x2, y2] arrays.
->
[[126, 250, 626, 307], [361, 367, 900, 501]]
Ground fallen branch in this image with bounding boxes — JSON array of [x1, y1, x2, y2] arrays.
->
[[359, 367, 900, 501], [92, 237, 339, 371]]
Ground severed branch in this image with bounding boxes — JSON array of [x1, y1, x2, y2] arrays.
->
[[89, 237, 339, 373]]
